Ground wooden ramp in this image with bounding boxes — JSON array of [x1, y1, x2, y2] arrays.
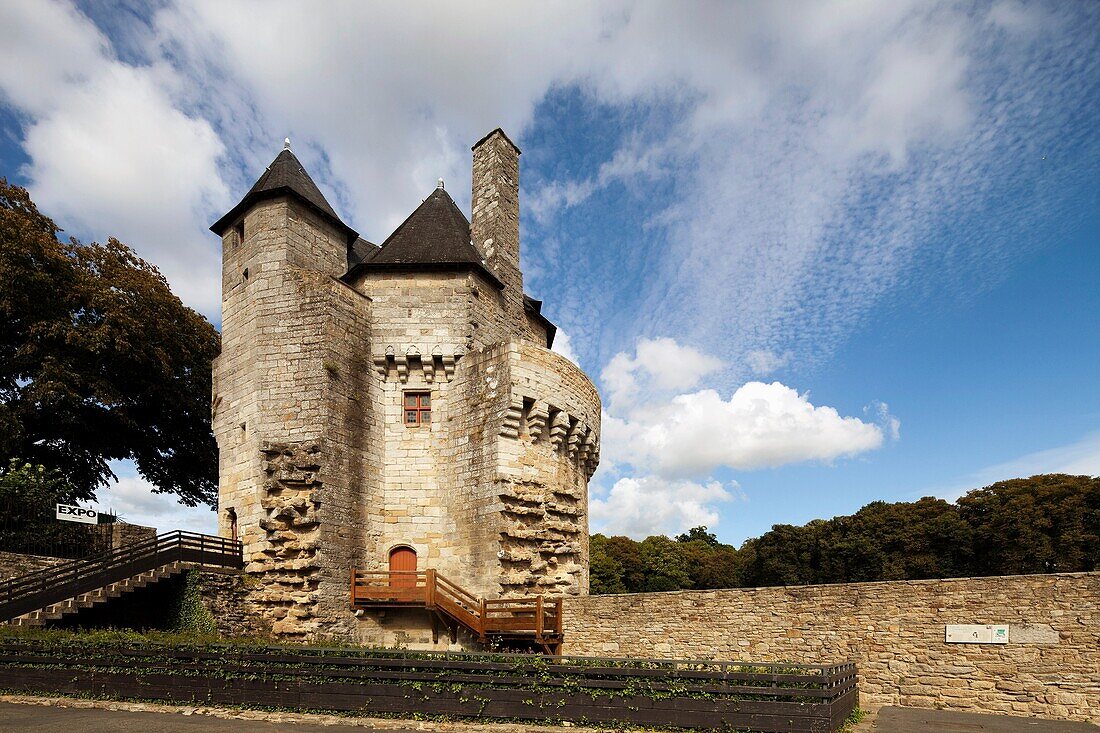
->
[[351, 569, 563, 654], [0, 531, 243, 626]]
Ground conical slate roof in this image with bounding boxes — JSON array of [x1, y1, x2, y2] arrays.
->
[[211, 147, 357, 242], [348, 236, 380, 268], [371, 188, 483, 265], [344, 187, 502, 288]]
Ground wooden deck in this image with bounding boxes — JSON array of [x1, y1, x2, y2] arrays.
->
[[350, 569, 563, 654]]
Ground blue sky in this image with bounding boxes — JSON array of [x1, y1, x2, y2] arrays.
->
[[0, 1, 1097, 543]]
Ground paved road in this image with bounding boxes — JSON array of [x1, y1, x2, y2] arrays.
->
[[1, 702, 1096, 732], [0, 702, 418, 732], [875, 707, 1098, 732]]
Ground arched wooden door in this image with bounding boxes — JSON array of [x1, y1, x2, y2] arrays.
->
[[389, 546, 417, 588]]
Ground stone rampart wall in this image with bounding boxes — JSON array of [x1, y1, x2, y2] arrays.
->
[[0, 523, 158, 581], [563, 572, 1099, 723], [0, 552, 66, 581]]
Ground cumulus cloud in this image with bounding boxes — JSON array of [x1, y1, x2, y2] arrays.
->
[[601, 337, 723, 411], [590, 476, 736, 538], [91, 462, 216, 534], [603, 382, 885, 478], [1, 1, 1088, 536], [867, 401, 902, 442], [594, 337, 890, 537], [3, 0, 1093, 358]]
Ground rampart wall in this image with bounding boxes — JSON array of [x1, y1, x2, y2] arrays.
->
[[563, 571, 1099, 723]]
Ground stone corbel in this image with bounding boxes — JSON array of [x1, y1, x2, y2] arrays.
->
[[548, 410, 570, 450], [500, 396, 524, 439], [578, 427, 594, 463], [583, 434, 599, 477], [527, 402, 549, 442], [566, 421, 584, 459]]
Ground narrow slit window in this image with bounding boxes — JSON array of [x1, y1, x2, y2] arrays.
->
[[404, 392, 431, 426]]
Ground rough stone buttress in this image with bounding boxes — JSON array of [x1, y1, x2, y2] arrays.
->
[[210, 129, 600, 645]]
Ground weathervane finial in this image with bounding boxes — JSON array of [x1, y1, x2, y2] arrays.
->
[[437, 178, 445, 189], [283, 137, 292, 151]]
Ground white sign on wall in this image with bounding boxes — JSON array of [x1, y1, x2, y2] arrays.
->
[[56, 503, 99, 524], [946, 624, 1009, 644]]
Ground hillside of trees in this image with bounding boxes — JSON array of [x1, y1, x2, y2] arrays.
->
[[590, 474, 1099, 594]]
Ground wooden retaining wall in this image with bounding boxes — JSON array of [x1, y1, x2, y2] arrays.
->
[[0, 641, 857, 731]]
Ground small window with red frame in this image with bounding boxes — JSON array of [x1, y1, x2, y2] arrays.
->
[[404, 392, 430, 426]]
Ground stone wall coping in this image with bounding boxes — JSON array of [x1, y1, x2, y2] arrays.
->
[[571, 570, 1099, 600]]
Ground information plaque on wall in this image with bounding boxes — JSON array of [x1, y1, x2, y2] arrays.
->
[[945, 624, 1009, 644]]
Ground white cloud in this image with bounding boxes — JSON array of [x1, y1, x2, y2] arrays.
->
[[594, 338, 888, 536], [867, 400, 902, 442], [603, 381, 885, 478], [590, 475, 735, 538], [601, 337, 723, 411], [2, 0, 1089, 362], [0, 0, 229, 316], [91, 463, 217, 535], [745, 349, 790, 376], [550, 328, 580, 366]]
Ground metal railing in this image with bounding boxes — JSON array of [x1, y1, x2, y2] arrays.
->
[[0, 530, 243, 621], [350, 569, 563, 643]]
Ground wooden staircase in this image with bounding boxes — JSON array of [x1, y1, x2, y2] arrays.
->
[[0, 531, 243, 627], [351, 569, 564, 654]]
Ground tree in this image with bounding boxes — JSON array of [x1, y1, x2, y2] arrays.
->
[[638, 535, 693, 592], [589, 534, 628, 594], [957, 474, 1098, 575], [676, 525, 720, 546], [603, 535, 649, 592], [0, 179, 220, 506], [680, 539, 740, 589], [0, 460, 97, 557]]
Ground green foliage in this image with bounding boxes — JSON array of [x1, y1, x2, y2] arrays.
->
[[0, 179, 220, 506], [838, 707, 867, 732], [589, 534, 627, 594], [590, 474, 1097, 594], [0, 461, 96, 555], [676, 526, 720, 546], [0, 460, 78, 505], [166, 570, 218, 635], [957, 474, 1099, 575], [593, 530, 742, 594]]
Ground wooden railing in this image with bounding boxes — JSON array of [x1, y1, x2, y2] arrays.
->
[[0, 531, 243, 622], [351, 569, 563, 649]]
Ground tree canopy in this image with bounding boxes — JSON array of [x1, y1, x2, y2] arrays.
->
[[0, 179, 220, 506], [590, 474, 1098, 594]]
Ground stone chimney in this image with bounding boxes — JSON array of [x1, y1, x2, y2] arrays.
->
[[471, 128, 523, 328]]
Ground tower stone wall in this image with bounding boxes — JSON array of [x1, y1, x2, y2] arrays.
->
[[214, 130, 600, 645]]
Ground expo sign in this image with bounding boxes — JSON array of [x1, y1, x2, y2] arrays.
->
[[56, 503, 99, 525]]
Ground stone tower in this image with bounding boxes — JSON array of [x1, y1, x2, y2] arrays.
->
[[211, 130, 600, 646]]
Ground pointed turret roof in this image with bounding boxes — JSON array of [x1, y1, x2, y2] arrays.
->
[[211, 146, 357, 243], [344, 186, 502, 288]]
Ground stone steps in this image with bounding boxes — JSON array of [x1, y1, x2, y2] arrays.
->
[[6, 562, 193, 627]]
